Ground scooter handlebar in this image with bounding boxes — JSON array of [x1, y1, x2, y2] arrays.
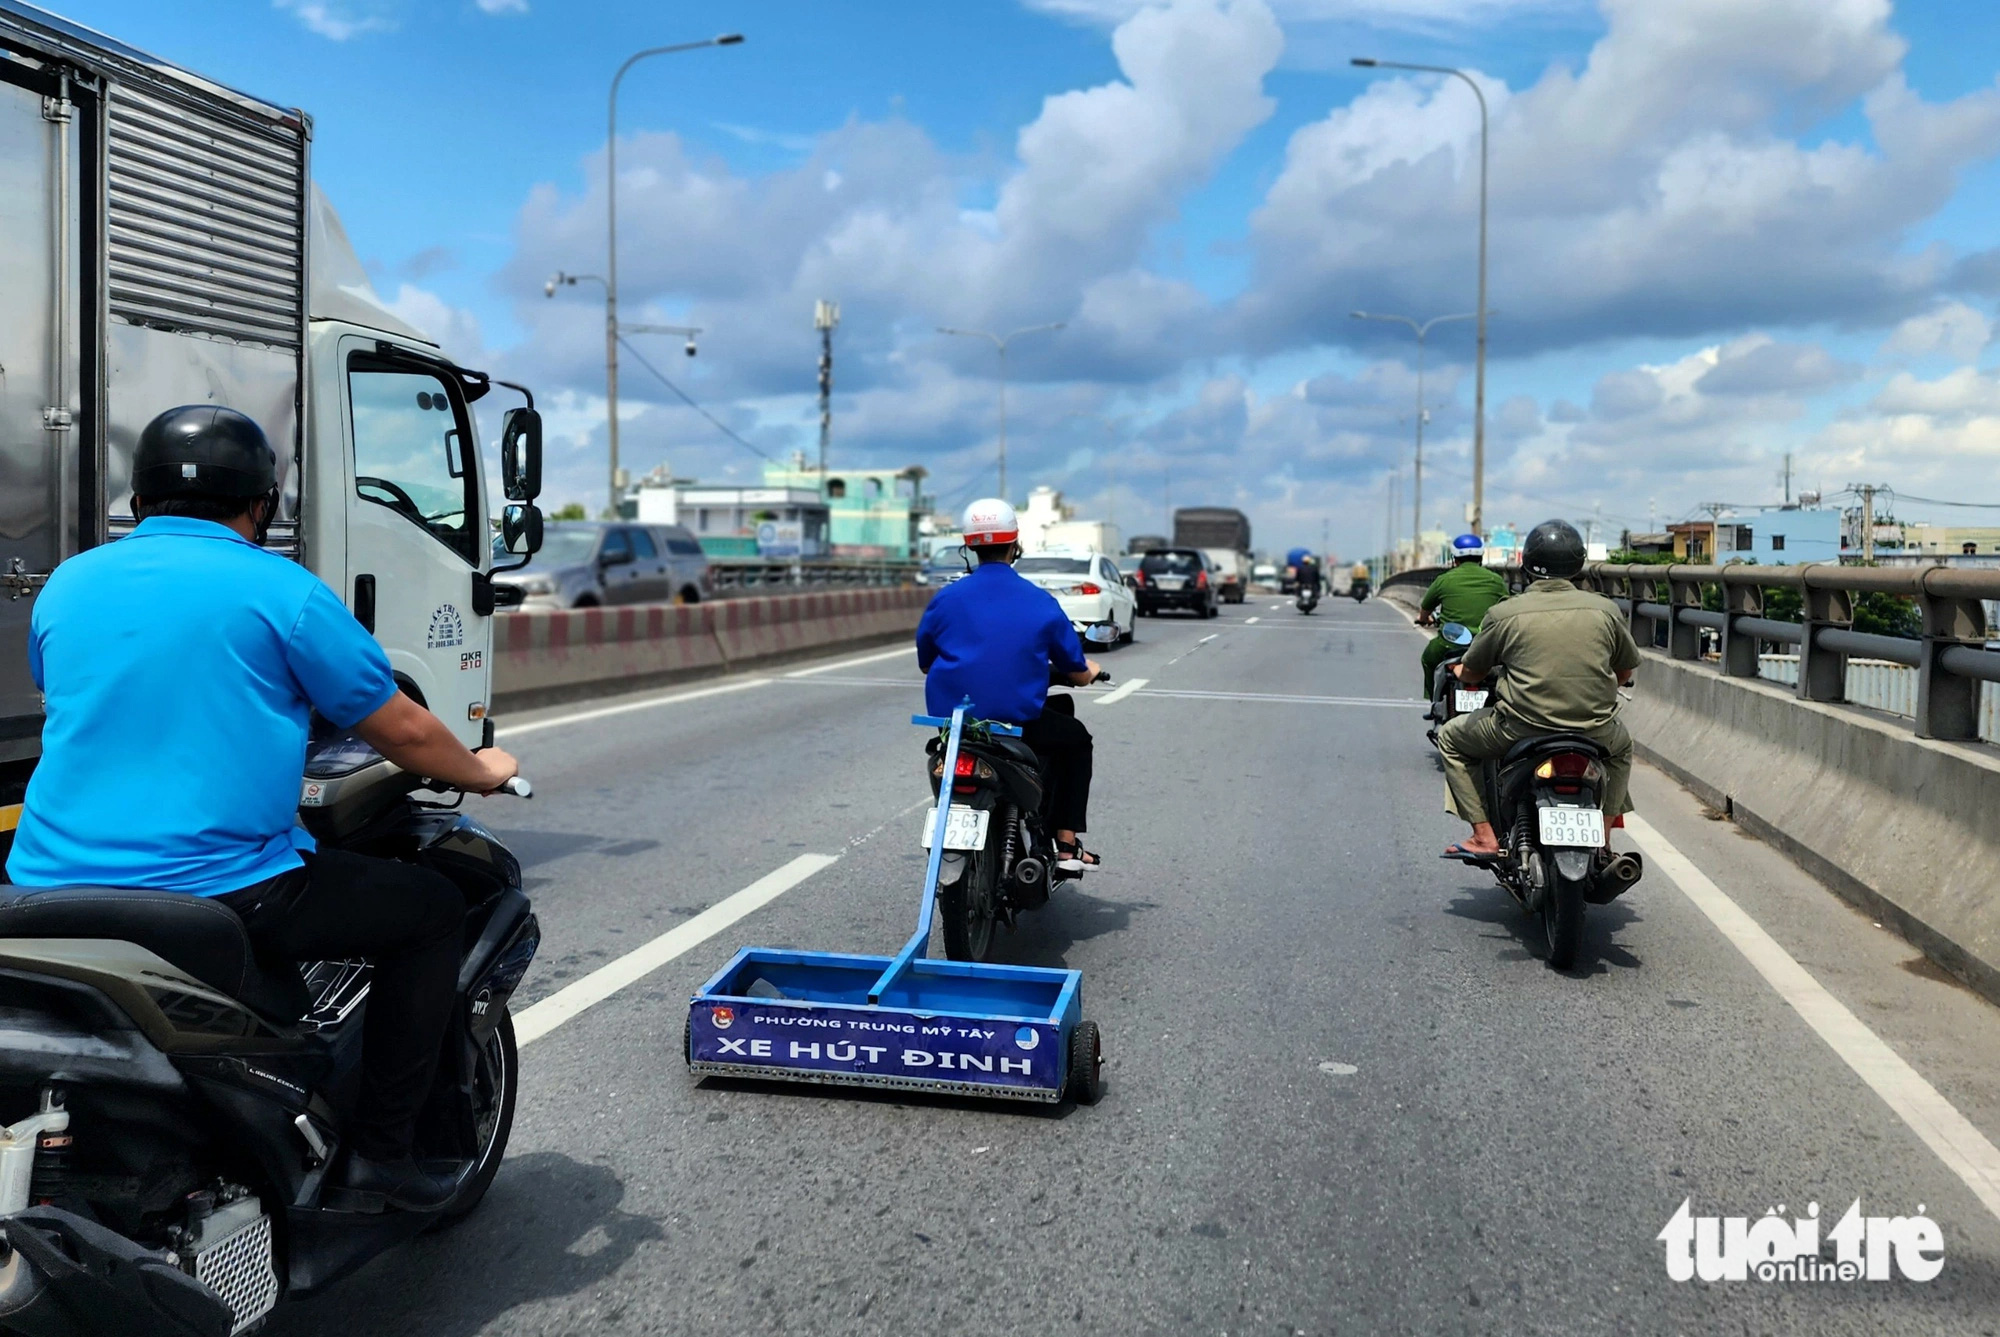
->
[[497, 776, 533, 799]]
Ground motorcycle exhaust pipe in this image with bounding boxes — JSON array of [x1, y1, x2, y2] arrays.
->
[[1605, 851, 1643, 886], [1014, 857, 1046, 888]]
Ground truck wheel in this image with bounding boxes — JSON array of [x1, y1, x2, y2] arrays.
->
[[1066, 1020, 1103, 1104]]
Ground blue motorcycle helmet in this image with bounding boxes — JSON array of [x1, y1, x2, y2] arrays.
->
[[1450, 533, 1485, 562]]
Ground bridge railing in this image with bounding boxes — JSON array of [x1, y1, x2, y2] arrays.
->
[[1527, 562, 2000, 743], [709, 558, 918, 594]]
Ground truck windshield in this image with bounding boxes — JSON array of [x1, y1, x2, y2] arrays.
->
[[348, 359, 479, 564]]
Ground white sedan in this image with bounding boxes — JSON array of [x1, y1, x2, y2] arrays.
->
[[1014, 551, 1137, 645]]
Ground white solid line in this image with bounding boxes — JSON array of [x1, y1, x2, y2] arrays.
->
[[514, 852, 840, 1046], [1092, 676, 1148, 705], [1245, 616, 1260, 624], [784, 645, 916, 678], [1624, 813, 2000, 1223], [496, 677, 770, 739], [1199, 633, 1218, 644]]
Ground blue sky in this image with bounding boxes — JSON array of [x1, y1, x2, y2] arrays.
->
[[52, 0, 2000, 557]]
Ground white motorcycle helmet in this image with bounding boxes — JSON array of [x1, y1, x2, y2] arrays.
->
[[961, 497, 1020, 548]]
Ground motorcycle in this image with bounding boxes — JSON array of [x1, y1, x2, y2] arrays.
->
[[923, 632, 1114, 962], [1350, 579, 1371, 602], [1444, 671, 1644, 971], [1425, 622, 1486, 748], [0, 731, 539, 1336], [1295, 586, 1320, 615]]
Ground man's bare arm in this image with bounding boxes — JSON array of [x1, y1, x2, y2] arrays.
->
[[354, 692, 516, 793]]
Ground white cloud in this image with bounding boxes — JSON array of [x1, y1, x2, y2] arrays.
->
[[1237, 0, 2000, 353], [384, 283, 486, 365], [1024, 0, 1574, 27], [476, 0, 528, 12], [1881, 300, 1992, 364], [272, 0, 393, 40]]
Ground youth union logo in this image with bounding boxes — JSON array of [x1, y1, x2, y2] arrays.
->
[[1659, 1199, 1942, 1283]]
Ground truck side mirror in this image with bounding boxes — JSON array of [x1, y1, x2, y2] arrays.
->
[[501, 502, 543, 556], [500, 407, 543, 502]]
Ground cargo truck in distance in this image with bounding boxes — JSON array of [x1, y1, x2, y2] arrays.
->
[[0, 3, 549, 1331], [1173, 507, 1252, 604]]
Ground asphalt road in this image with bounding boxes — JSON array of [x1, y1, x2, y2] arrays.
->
[[269, 594, 2000, 1336]]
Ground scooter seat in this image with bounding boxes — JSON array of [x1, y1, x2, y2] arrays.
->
[[0, 887, 307, 1021], [1500, 733, 1606, 765]]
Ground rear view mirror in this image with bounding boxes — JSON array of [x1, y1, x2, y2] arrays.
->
[[1083, 623, 1119, 645], [500, 407, 543, 502], [501, 503, 543, 556], [1441, 621, 1474, 646]]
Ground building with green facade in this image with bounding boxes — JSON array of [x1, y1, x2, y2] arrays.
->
[[761, 457, 931, 559]]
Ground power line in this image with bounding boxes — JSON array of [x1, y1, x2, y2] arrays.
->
[[616, 335, 773, 462]]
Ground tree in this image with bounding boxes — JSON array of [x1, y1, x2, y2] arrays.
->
[[550, 502, 587, 521]]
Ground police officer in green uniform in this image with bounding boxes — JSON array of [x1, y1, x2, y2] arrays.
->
[[1418, 533, 1510, 702], [1436, 520, 1641, 858]]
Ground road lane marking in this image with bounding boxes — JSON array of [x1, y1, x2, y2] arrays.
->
[[1137, 688, 1423, 707], [1245, 616, 1260, 624], [496, 678, 770, 739], [784, 676, 912, 688], [1093, 677, 1148, 705], [1625, 813, 2000, 1224], [1199, 633, 1218, 643], [784, 645, 916, 678], [514, 852, 840, 1046]]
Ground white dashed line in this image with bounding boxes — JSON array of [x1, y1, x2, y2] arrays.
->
[[1092, 677, 1149, 705], [785, 645, 917, 678], [496, 678, 770, 739], [514, 853, 839, 1045]]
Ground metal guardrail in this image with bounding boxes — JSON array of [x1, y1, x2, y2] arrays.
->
[[709, 558, 918, 594], [1528, 561, 2000, 743]]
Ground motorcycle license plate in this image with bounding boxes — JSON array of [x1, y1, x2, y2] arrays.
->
[[1153, 577, 1186, 590], [921, 805, 990, 851], [1538, 805, 1606, 848], [1453, 690, 1489, 713]]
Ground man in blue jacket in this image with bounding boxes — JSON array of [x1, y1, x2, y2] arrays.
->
[[917, 498, 1104, 869]]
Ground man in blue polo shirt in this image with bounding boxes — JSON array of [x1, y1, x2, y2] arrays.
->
[[7, 405, 518, 1212], [916, 498, 1105, 869]]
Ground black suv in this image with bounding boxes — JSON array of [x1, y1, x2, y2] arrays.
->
[[1134, 548, 1220, 618]]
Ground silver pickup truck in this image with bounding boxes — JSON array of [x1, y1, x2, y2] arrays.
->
[[489, 521, 710, 609]]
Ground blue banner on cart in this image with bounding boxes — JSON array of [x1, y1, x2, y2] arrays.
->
[[690, 1001, 1061, 1090]]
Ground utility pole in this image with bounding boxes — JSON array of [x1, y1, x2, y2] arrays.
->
[[1782, 452, 1793, 506], [1387, 470, 1400, 573], [814, 300, 839, 479], [1854, 483, 1882, 562]]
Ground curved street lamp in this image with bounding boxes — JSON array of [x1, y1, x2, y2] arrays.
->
[[938, 322, 1066, 501], [597, 33, 744, 515], [1352, 57, 1490, 535], [1351, 309, 1475, 560]]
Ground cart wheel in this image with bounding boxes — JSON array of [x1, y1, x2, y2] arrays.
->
[[1065, 1020, 1103, 1105]]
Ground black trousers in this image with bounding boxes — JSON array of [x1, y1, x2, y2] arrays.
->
[[220, 849, 465, 1161], [1021, 697, 1093, 834]]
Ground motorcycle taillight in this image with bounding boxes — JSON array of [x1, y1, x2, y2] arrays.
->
[[1535, 752, 1605, 790], [955, 755, 976, 778]]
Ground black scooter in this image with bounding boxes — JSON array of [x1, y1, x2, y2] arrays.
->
[[1425, 622, 1486, 748], [1442, 672, 1643, 970], [1295, 585, 1320, 615], [923, 636, 1114, 962], [0, 731, 539, 1336]]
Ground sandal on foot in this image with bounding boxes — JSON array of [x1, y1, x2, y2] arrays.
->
[[1055, 840, 1102, 872], [1442, 843, 1503, 865]]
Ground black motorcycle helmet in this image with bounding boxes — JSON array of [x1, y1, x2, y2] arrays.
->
[[132, 405, 276, 499], [1522, 519, 1587, 580], [132, 405, 280, 539]]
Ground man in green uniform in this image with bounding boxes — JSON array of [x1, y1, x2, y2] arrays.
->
[[1418, 533, 1510, 702], [1436, 520, 1641, 857]]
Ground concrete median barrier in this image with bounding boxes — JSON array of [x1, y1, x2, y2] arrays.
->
[[493, 588, 930, 710], [1625, 651, 2000, 1003]]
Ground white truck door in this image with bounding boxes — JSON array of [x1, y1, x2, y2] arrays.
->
[[340, 342, 490, 747]]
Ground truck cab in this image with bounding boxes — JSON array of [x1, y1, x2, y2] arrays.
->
[[0, 0, 543, 852]]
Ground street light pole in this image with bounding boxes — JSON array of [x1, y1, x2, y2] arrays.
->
[[1352, 57, 1490, 534], [1351, 310, 1474, 562], [604, 33, 743, 516], [938, 322, 1065, 501]]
